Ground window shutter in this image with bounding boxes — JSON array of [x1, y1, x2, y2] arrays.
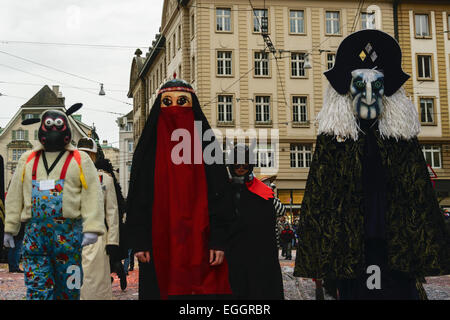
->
[[21, 114, 25, 121], [12, 130, 16, 140], [34, 130, 38, 140], [25, 130, 29, 141]]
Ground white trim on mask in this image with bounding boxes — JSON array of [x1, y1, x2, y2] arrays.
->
[[317, 84, 420, 141]]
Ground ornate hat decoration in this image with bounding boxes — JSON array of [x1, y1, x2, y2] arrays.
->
[[324, 29, 409, 96], [158, 79, 196, 95]]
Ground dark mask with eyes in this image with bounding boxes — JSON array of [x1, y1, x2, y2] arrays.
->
[[350, 69, 385, 120], [38, 110, 71, 152]]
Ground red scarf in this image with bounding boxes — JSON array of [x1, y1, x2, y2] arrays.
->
[[152, 106, 231, 299], [245, 177, 274, 200]]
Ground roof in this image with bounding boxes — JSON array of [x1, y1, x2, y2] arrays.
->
[[0, 85, 92, 141], [126, 111, 133, 120], [21, 85, 64, 107]]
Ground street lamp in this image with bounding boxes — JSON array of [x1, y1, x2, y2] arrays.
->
[[99, 83, 105, 96]]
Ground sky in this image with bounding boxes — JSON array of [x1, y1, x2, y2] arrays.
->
[[0, 0, 164, 150]]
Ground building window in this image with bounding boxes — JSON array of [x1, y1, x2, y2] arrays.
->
[[325, 11, 340, 35], [126, 122, 133, 132], [167, 41, 171, 62], [217, 51, 232, 76], [24, 113, 36, 120], [419, 98, 435, 124], [257, 144, 275, 168], [417, 55, 433, 79], [448, 15, 450, 40], [127, 140, 134, 153], [291, 53, 306, 77], [191, 56, 195, 82], [13, 129, 27, 141], [290, 144, 312, 168], [290, 10, 305, 34], [361, 12, 375, 30], [327, 53, 336, 70], [218, 95, 233, 123], [422, 145, 441, 168], [255, 96, 271, 124], [292, 96, 308, 124], [191, 14, 195, 38], [12, 149, 27, 161], [216, 8, 231, 32], [253, 9, 268, 33], [254, 51, 269, 76], [172, 34, 176, 58], [177, 25, 182, 49], [415, 14, 430, 37]]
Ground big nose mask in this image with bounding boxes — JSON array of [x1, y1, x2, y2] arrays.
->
[[350, 69, 385, 120]]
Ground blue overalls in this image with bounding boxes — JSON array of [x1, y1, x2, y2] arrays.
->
[[22, 151, 83, 300]]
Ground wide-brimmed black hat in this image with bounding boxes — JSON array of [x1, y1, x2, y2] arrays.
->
[[324, 29, 409, 96]]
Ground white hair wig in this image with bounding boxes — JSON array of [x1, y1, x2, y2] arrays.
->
[[317, 84, 420, 141]]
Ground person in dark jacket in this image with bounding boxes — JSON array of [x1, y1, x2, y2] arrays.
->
[[280, 224, 295, 260], [225, 144, 284, 300]]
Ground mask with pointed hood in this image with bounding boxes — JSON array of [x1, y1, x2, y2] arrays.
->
[[318, 29, 420, 141], [22, 103, 83, 151]]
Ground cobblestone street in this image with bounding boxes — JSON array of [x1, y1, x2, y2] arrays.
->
[[1, 251, 449, 300]]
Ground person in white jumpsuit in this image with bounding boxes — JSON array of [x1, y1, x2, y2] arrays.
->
[[78, 138, 119, 300]]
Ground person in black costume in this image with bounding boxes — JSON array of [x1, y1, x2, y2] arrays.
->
[[124, 79, 234, 300], [226, 144, 284, 300], [294, 30, 449, 300]]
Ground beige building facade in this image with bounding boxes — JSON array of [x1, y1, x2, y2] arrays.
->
[[129, 0, 450, 218], [116, 111, 134, 197], [100, 140, 120, 178], [397, 0, 450, 204]]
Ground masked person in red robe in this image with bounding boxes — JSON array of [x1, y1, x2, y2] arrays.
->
[[125, 79, 233, 300]]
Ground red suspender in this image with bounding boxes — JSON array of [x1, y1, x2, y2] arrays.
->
[[31, 151, 41, 181], [60, 152, 74, 181]]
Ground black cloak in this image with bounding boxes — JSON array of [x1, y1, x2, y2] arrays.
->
[[294, 130, 450, 283], [226, 180, 284, 300], [124, 82, 234, 300]]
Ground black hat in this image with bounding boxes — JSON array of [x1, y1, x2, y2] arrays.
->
[[324, 29, 409, 96], [228, 143, 256, 177]]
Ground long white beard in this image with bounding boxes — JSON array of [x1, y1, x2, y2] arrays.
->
[[317, 85, 420, 141]]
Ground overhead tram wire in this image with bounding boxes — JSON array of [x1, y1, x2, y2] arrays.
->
[[0, 40, 148, 50], [0, 50, 103, 85], [0, 63, 132, 106], [0, 93, 126, 116], [0, 80, 128, 92]]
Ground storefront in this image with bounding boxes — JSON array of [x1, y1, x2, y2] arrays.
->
[[277, 189, 304, 224]]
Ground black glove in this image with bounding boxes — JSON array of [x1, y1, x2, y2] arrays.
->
[[106, 244, 120, 262]]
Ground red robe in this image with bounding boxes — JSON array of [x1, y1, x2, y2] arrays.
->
[[151, 106, 231, 299]]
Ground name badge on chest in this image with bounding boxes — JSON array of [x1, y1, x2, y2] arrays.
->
[[39, 180, 55, 191]]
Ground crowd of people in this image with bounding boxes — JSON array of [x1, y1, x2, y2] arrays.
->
[[1, 29, 449, 301]]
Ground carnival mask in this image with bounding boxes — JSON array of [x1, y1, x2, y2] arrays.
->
[[38, 110, 72, 152], [161, 91, 193, 108], [350, 69, 384, 120], [22, 103, 82, 152]]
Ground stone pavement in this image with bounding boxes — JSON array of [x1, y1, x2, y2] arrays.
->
[[1, 252, 449, 300], [280, 250, 450, 300]]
